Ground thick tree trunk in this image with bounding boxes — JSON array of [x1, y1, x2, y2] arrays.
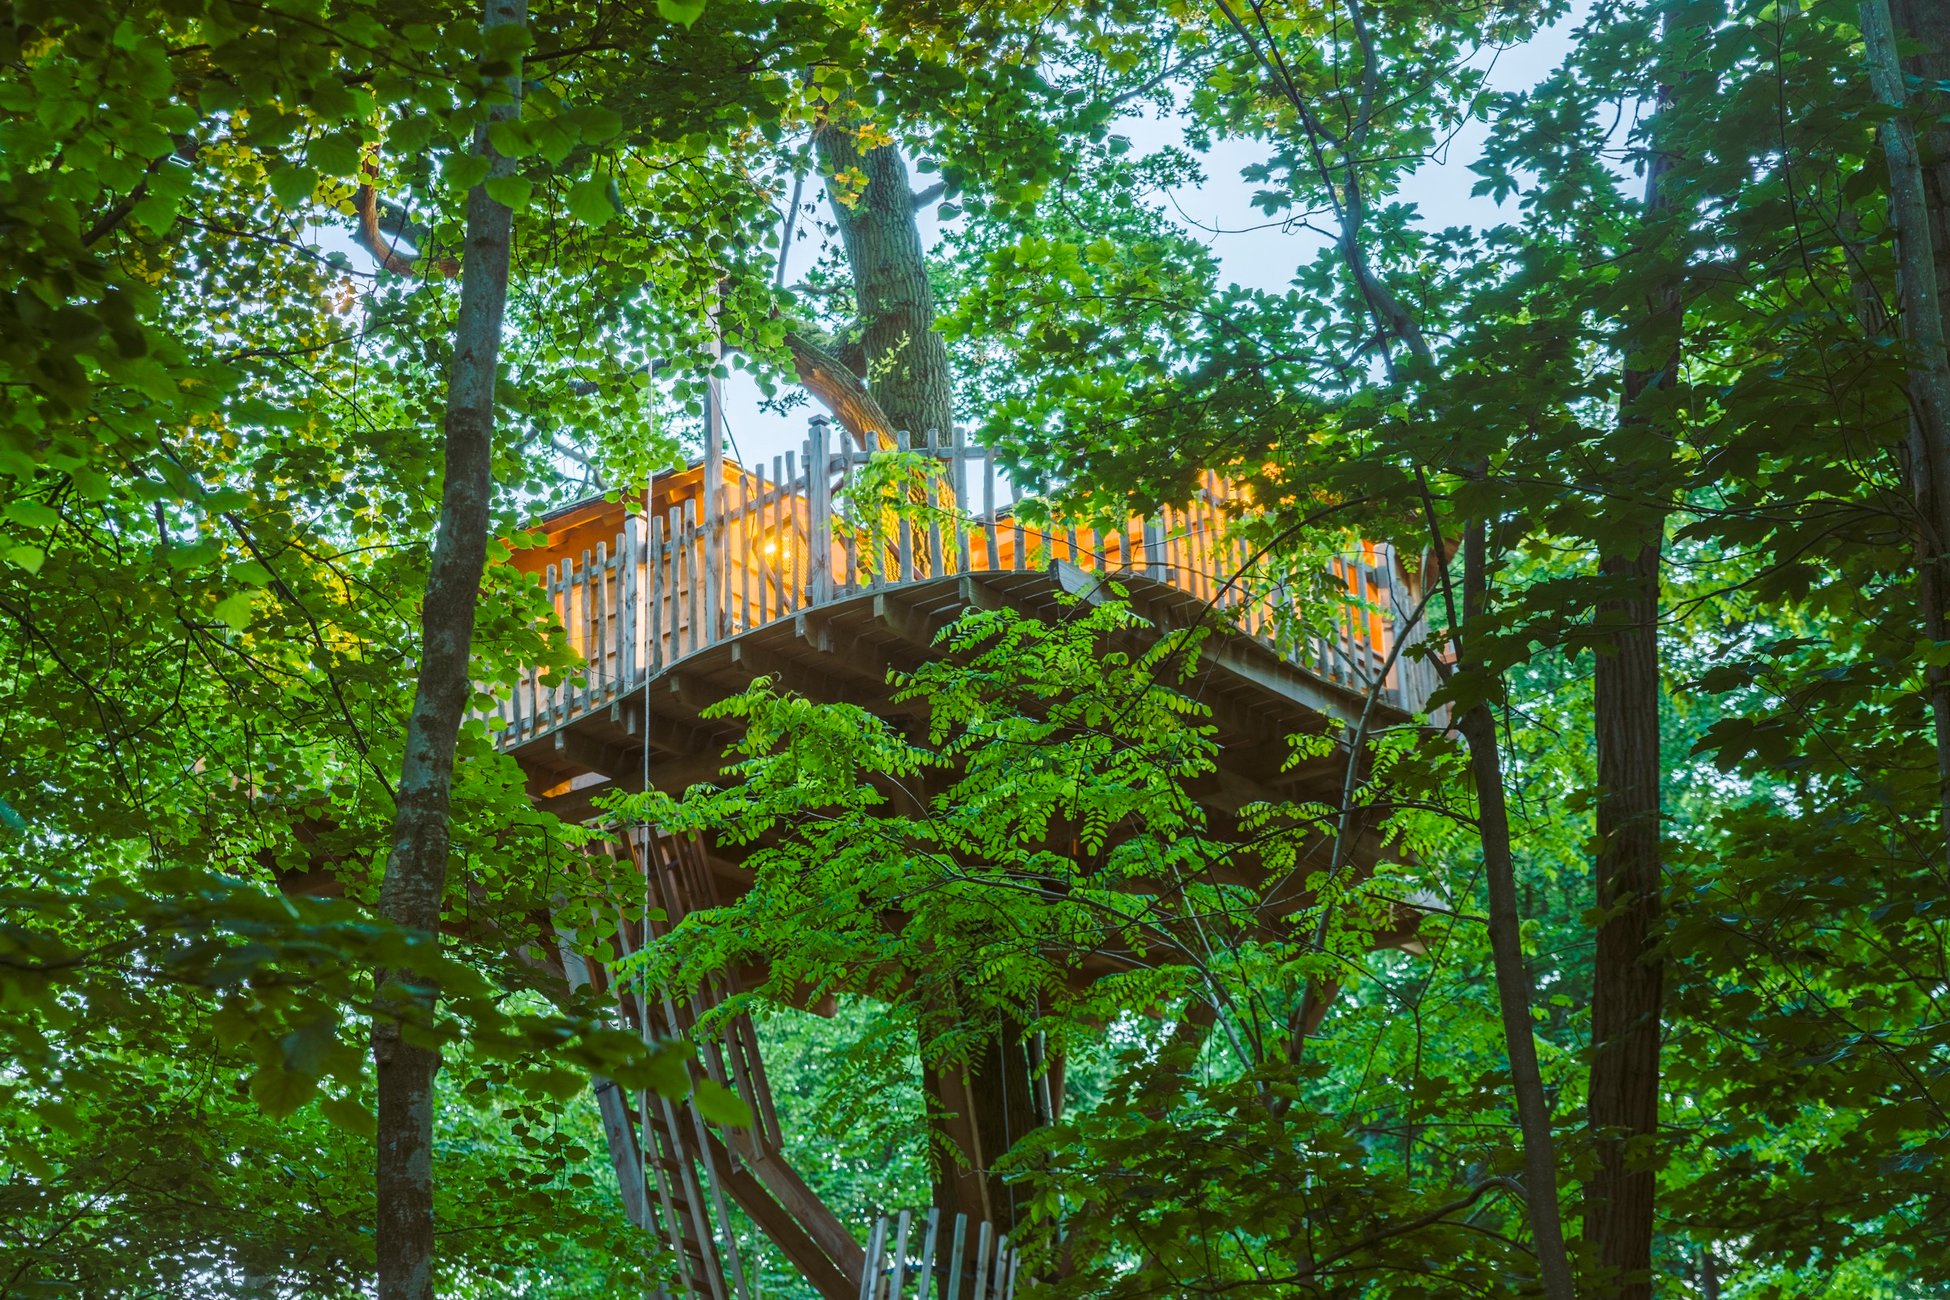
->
[[1869, 0, 1950, 868], [371, 5, 525, 1298], [1453, 520, 1577, 1300], [811, 124, 955, 441], [1585, 5, 1715, 1288], [1586, 535, 1664, 1300]]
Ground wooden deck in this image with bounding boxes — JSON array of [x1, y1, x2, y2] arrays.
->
[[487, 420, 1437, 771], [481, 425, 1444, 1300]]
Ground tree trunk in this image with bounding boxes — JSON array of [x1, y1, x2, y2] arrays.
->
[[1453, 520, 1577, 1300], [371, 5, 525, 1298], [1868, 0, 1950, 869], [811, 124, 955, 442], [1585, 4, 1716, 1288], [1586, 534, 1664, 1300]]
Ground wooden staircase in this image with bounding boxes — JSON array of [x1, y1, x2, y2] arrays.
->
[[560, 825, 865, 1300]]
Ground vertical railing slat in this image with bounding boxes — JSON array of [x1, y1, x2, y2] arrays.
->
[[926, 428, 946, 582], [914, 1208, 941, 1300], [945, 1214, 968, 1300], [971, 1220, 992, 1300], [648, 513, 666, 677], [983, 453, 999, 572], [620, 522, 638, 693], [888, 1210, 913, 1299], [807, 419, 832, 607]]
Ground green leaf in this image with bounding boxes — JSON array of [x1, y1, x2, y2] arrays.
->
[[249, 1064, 318, 1119], [319, 1091, 376, 1137], [656, 0, 706, 27], [567, 176, 616, 227], [268, 164, 316, 208], [309, 131, 363, 177], [488, 119, 535, 159], [446, 153, 492, 193], [214, 590, 256, 631], [5, 501, 59, 531], [484, 174, 533, 210], [6, 544, 46, 575], [691, 1078, 752, 1127], [567, 106, 623, 144]]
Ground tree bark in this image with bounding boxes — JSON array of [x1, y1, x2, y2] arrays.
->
[[1867, 0, 1950, 870], [1583, 4, 1714, 1290], [371, 5, 525, 1298], [783, 328, 897, 448], [1453, 520, 1577, 1300], [811, 123, 956, 441]]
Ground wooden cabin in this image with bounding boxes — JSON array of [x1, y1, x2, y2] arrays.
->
[[480, 422, 1439, 1299]]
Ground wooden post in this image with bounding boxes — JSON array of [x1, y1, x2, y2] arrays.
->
[[972, 1221, 992, 1300], [944, 1215, 968, 1300], [951, 425, 969, 574], [913, 1209, 940, 1300], [647, 513, 666, 677], [925, 429, 946, 581], [982, 454, 999, 573], [807, 417, 833, 606], [888, 1211, 912, 1298], [859, 1217, 887, 1300], [620, 518, 638, 690], [736, 467, 752, 635], [895, 429, 914, 582], [783, 449, 800, 609], [702, 291, 725, 652]]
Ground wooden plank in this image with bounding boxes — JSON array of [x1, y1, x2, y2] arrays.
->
[[841, 442, 861, 591], [925, 429, 945, 582], [783, 450, 799, 612], [914, 1208, 940, 1300], [576, 549, 591, 716], [945, 1214, 968, 1300], [553, 559, 570, 727], [982, 453, 999, 572], [860, 1216, 887, 1300], [648, 512, 666, 677], [666, 504, 685, 662], [888, 1210, 912, 1298], [593, 542, 610, 704], [620, 520, 638, 690], [972, 1221, 991, 1300], [685, 499, 703, 657], [896, 430, 915, 583], [755, 460, 775, 625], [951, 425, 969, 575], [807, 419, 832, 606], [687, 1101, 750, 1300], [737, 464, 753, 635]]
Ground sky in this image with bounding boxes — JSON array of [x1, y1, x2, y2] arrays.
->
[[713, 6, 1591, 472], [311, 8, 1594, 483]]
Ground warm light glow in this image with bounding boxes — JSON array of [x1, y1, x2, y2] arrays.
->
[[762, 539, 778, 556]]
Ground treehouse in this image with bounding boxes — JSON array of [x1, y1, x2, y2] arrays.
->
[[485, 419, 1438, 1300]]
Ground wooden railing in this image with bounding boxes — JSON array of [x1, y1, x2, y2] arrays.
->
[[487, 421, 1436, 749], [860, 1209, 1019, 1300]]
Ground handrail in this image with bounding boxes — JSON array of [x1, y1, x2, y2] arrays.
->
[[486, 422, 1435, 750]]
